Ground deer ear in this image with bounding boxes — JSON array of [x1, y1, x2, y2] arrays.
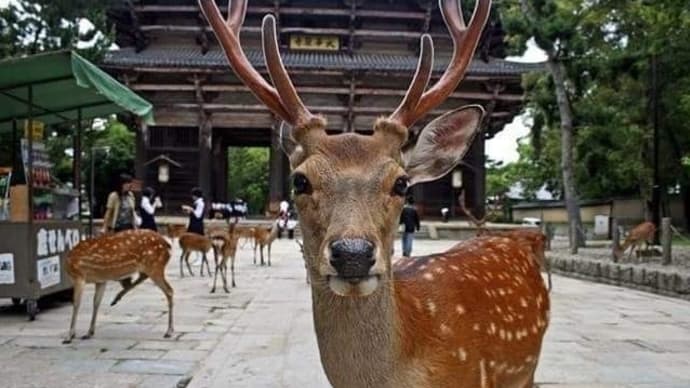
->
[[278, 121, 298, 156], [403, 105, 484, 185]]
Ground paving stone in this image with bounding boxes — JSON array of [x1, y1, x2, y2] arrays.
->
[[161, 350, 208, 361], [110, 359, 196, 376], [98, 349, 165, 360]]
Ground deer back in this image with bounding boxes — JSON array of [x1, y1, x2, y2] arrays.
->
[[178, 232, 213, 252], [393, 236, 549, 384], [67, 229, 171, 282]]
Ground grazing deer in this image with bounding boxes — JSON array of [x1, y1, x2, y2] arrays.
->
[[63, 229, 174, 343], [461, 194, 552, 291], [253, 221, 279, 266], [178, 232, 213, 277], [200, 0, 549, 386], [614, 221, 656, 261], [209, 228, 240, 293]]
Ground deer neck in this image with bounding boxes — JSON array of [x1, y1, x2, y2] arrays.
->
[[310, 276, 402, 387]]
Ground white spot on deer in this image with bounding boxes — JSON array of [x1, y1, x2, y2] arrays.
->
[[520, 298, 528, 308], [440, 324, 452, 336], [434, 267, 444, 274], [498, 288, 506, 296], [413, 297, 423, 311], [531, 325, 538, 334], [423, 273, 434, 281], [489, 322, 496, 335], [450, 265, 460, 271], [506, 331, 513, 341], [456, 305, 465, 315], [499, 329, 506, 340], [473, 323, 480, 331], [419, 264, 427, 270], [457, 348, 467, 361], [479, 359, 488, 388], [525, 356, 535, 363], [427, 301, 437, 315]]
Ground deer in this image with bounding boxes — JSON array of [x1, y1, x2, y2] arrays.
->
[[209, 227, 240, 293], [614, 221, 656, 261], [460, 193, 552, 291], [234, 225, 257, 249], [178, 232, 213, 278], [63, 229, 174, 344], [252, 220, 279, 266], [199, 0, 549, 386]]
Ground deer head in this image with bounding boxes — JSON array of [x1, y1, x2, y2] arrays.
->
[[199, 0, 490, 297]]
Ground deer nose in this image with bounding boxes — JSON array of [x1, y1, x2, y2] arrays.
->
[[329, 238, 375, 279]]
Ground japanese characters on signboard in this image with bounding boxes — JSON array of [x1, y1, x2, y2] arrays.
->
[[35, 227, 80, 289], [289, 35, 340, 51], [0, 253, 14, 284]]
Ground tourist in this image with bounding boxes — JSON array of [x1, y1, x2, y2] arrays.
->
[[140, 187, 159, 231], [182, 187, 205, 235], [399, 195, 420, 257], [102, 173, 137, 233]]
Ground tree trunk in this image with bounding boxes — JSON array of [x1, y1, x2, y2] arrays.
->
[[545, 58, 586, 250]]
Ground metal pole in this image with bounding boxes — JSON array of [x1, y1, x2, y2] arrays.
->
[[651, 54, 661, 244], [75, 108, 82, 224], [89, 147, 94, 237]]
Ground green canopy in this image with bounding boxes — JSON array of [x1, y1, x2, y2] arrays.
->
[[0, 50, 154, 132]]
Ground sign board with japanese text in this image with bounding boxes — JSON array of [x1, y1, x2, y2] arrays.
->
[[289, 35, 340, 51], [37, 255, 60, 289], [0, 253, 14, 284]]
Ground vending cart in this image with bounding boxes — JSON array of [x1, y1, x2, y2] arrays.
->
[[0, 51, 154, 319]]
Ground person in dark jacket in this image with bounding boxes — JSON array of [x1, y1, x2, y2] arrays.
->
[[399, 195, 421, 257], [182, 187, 205, 235]]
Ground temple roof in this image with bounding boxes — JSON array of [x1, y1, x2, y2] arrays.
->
[[103, 47, 543, 76]]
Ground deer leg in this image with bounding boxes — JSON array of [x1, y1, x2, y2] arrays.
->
[[63, 278, 85, 344], [185, 251, 195, 276], [267, 243, 272, 266], [211, 255, 221, 294], [149, 272, 174, 338], [111, 273, 149, 306], [253, 241, 258, 265], [199, 252, 206, 277], [230, 255, 235, 289], [260, 244, 265, 266], [83, 282, 106, 339], [179, 250, 185, 278], [204, 251, 212, 277]]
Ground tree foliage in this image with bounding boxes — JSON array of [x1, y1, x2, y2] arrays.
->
[[497, 0, 690, 228], [228, 147, 269, 215], [0, 0, 110, 60]]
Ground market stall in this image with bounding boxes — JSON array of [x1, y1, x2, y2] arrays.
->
[[0, 50, 153, 319]]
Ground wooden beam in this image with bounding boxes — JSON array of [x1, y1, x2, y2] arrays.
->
[[103, 66, 521, 82], [130, 83, 525, 102], [133, 5, 427, 20], [159, 102, 516, 118]]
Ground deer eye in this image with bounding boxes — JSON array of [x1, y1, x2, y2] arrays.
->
[[392, 176, 409, 197], [293, 173, 312, 195]]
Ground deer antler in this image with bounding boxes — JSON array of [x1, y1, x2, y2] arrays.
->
[[389, 0, 492, 128], [198, 0, 314, 127]]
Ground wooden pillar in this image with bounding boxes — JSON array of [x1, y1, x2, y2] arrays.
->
[[198, 113, 212, 197], [461, 135, 486, 220], [212, 132, 227, 201], [269, 125, 288, 214], [135, 122, 147, 184]]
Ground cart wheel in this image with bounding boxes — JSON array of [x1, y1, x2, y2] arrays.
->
[[11, 298, 21, 307], [26, 299, 38, 321]]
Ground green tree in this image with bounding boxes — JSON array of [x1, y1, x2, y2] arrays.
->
[[0, 0, 110, 60], [227, 147, 269, 215]]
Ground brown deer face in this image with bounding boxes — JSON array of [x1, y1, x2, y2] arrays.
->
[[198, 0, 491, 296], [284, 108, 483, 297]]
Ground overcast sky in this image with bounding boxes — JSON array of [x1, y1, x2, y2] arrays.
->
[[0, 0, 547, 164]]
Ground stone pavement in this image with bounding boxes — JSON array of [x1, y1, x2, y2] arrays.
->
[[1, 239, 689, 387]]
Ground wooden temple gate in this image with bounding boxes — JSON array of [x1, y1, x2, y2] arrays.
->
[[104, 0, 539, 217]]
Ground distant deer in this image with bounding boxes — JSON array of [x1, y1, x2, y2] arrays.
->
[[461, 194, 552, 291], [178, 233, 213, 277], [201, 0, 549, 386], [253, 221, 279, 266], [209, 227, 240, 293], [234, 225, 257, 249], [614, 221, 656, 261], [63, 229, 174, 343]]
